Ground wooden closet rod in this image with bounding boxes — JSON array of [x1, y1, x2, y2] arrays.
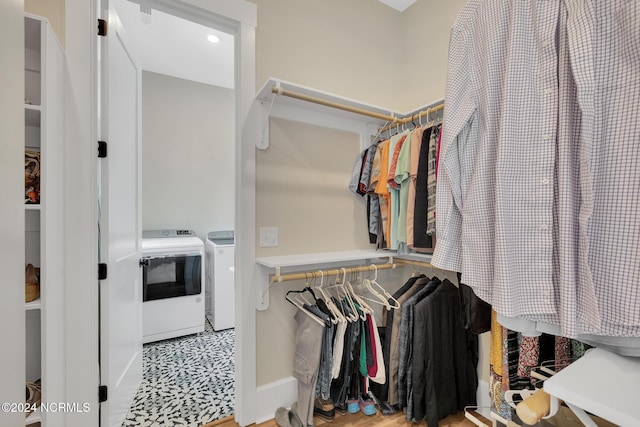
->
[[270, 261, 405, 283], [397, 259, 438, 270], [270, 85, 444, 128], [271, 86, 399, 122], [378, 103, 444, 133], [270, 258, 438, 283]]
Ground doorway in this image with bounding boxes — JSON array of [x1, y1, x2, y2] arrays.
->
[[111, 1, 236, 425], [62, 0, 255, 425]]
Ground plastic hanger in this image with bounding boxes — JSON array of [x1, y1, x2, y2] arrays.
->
[[346, 270, 372, 319], [285, 286, 326, 327], [313, 271, 340, 324], [335, 268, 359, 322], [367, 264, 400, 309]]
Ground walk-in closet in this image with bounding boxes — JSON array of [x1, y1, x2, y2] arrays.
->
[[2, 1, 640, 427]]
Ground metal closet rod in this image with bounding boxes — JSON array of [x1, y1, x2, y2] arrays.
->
[[270, 259, 438, 283], [270, 85, 444, 128]]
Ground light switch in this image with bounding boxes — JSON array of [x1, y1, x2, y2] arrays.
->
[[259, 227, 278, 247]]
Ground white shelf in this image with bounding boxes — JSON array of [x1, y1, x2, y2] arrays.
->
[[23, 15, 66, 427], [256, 249, 390, 269], [25, 298, 41, 311], [544, 348, 640, 426]]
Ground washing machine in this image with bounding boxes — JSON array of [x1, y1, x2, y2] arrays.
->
[[205, 230, 235, 331], [141, 229, 205, 343]]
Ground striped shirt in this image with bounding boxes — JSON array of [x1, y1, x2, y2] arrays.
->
[[432, 0, 640, 338]]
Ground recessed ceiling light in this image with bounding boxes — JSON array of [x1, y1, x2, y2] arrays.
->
[[207, 35, 220, 44]]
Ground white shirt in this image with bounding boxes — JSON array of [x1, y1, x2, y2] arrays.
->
[[433, 0, 640, 338]]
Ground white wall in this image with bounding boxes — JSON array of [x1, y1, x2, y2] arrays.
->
[[255, 118, 372, 385], [141, 71, 235, 240], [250, 0, 487, 396], [249, 0, 467, 112]]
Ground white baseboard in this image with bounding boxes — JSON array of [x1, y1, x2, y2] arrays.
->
[[254, 376, 298, 424], [253, 377, 491, 424]]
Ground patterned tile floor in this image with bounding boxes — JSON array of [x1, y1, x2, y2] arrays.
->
[[122, 318, 235, 427]]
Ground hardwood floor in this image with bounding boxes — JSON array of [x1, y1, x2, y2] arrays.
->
[[200, 410, 488, 427]]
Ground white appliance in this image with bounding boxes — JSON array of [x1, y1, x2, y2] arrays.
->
[[141, 229, 205, 343], [205, 230, 235, 331]]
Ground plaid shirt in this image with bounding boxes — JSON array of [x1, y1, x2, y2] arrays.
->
[[433, 0, 640, 338]]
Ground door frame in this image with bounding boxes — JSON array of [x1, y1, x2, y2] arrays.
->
[[63, 1, 256, 425]]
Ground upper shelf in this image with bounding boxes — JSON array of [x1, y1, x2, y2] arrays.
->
[[256, 249, 391, 270], [256, 78, 444, 127]]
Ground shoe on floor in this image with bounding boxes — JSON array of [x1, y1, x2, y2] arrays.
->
[[313, 397, 335, 422], [359, 393, 376, 416], [346, 397, 360, 414], [288, 407, 304, 427], [275, 407, 291, 427]]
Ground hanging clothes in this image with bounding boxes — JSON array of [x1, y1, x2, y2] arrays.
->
[[410, 280, 478, 425], [412, 126, 434, 249], [387, 130, 410, 250], [406, 127, 426, 249], [292, 308, 327, 427], [433, 0, 640, 340], [373, 275, 425, 402], [397, 277, 441, 413], [396, 127, 423, 250]]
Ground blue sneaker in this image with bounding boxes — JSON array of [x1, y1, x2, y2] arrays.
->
[[359, 394, 376, 416], [347, 397, 360, 414]]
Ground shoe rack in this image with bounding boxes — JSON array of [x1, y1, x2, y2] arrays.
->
[[24, 14, 66, 427]]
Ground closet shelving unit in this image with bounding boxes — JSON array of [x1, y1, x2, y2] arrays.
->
[[254, 79, 443, 310], [24, 14, 66, 427]]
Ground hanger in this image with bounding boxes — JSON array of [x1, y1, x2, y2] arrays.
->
[[313, 270, 341, 324], [285, 284, 326, 327], [338, 268, 359, 322], [367, 264, 400, 309], [346, 269, 372, 319]]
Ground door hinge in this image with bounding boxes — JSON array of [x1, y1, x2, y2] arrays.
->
[[98, 263, 108, 280], [98, 19, 108, 37], [98, 385, 108, 403], [98, 141, 107, 158]]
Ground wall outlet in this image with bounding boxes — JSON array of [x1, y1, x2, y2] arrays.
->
[[259, 227, 278, 247]]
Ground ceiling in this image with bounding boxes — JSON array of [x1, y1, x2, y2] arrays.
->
[[113, 0, 235, 89], [112, 0, 417, 89]]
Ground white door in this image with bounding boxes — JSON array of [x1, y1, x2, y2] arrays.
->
[[98, 3, 143, 426]]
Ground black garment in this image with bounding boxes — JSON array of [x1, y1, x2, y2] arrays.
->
[[330, 299, 362, 410], [413, 127, 434, 248], [399, 278, 441, 414], [457, 272, 491, 334], [411, 280, 478, 426], [370, 275, 425, 402]]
